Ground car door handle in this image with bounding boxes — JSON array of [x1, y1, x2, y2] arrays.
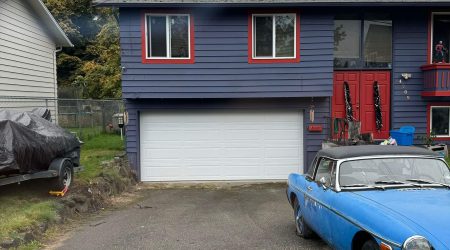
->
[[307, 186, 313, 192]]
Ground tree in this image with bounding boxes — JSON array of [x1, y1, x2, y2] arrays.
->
[[43, 0, 121, 99]]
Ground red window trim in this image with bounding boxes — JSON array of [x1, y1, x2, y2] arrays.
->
[[427, 103, 450, 140], [247, 10, 300, 64], [140, 10, 195, 64]]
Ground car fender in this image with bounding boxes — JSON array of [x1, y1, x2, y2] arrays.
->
[[286, 175, 445, 249]]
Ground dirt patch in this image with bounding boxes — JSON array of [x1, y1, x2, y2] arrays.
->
[[60, 154, 136, 215], [0, 154, 136, 249]]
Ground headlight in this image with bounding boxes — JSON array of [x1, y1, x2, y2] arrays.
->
[[403, 236, 432, 250]]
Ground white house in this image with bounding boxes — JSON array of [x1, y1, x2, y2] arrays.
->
[[0, 0, 72, 116]]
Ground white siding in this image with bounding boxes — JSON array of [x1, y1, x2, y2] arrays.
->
[[0, 0, 57, 115]]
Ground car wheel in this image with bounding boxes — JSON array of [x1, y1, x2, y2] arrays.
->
[[50, 159, 74, 191], [293, 198, 313, 238], [361, 239, 378, 250]]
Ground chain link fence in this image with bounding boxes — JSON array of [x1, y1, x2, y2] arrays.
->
[[0, 96, 124, 141]]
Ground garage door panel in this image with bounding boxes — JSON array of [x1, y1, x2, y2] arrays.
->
[[265, 165, 299, 176], [222, 166, 261, 177], [182, 148, 223, 158], [264, 140, 300, 147], [264, 148, 300, 158], [222, 148, 264, 158], [140, 110, 303, 181], [263, 157, 300, 165], [222, 141, 264, 148], [263, 130, 300, 140]]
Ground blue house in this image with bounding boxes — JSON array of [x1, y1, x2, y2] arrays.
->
[[97, 0, 450, 182]]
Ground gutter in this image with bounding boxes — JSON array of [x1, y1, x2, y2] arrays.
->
[[53, 46, 63, 124]]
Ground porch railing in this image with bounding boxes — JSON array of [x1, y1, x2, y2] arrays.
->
[[421, 64, 450, 97]]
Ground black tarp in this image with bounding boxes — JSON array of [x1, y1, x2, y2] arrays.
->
[[373, 81, 383, 131], [0, 110, 80, 174]]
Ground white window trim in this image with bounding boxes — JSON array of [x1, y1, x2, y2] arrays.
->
[[145, 13, 191, 60], [252, 13, 297, 60], [430, 12, 450, 64], [430, 106, 450, 137]]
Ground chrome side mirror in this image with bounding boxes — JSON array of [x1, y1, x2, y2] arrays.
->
[[319, 177, 328, 189]]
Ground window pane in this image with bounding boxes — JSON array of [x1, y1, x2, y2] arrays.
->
[[364, 20, 392, 68], [254, 16, 273, 57], [170, 16, 189, 58], [432, 14, 450, 63], [432, 107, 450, 136], [275, 15, 295, 57], [315, 159, 335, 187], [334, 20, 361, 68], [149, 16, 167, 57]]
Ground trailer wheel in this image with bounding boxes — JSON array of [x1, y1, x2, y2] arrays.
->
[[49, 159, 74, 191]]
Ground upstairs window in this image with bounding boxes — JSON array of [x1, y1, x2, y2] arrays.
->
[[248, 13, 300, 63], [143, 13, 194, 64], [334, 14, 392, 69], [431, 13, 450, 64]]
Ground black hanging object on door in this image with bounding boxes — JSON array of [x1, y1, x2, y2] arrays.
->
[[344, 81, 355, 122], [373, 81, 383, 131]]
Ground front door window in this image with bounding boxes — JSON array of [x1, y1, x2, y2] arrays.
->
[[334, 14, 392, 69]]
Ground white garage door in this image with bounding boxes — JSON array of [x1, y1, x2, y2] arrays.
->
[[139, 110, 303, 181]]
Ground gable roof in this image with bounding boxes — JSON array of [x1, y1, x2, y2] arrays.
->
[[27, 0, 73, 47], [94, 0, 450, 6]]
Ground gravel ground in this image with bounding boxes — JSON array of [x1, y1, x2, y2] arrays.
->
[[53, 184, 330, 250]]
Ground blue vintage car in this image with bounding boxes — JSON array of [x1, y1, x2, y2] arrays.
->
[[287, 145, 450, 250]]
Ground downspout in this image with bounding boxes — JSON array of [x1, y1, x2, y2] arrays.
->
[[53, 46, 62, 124]]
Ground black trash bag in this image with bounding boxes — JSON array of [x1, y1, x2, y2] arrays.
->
[[373, 81, 383, 131], [0, 110, 80, 175], [344, 82, 355, 122]]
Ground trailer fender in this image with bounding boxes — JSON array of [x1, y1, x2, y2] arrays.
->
[[48, 158, 74, 190]]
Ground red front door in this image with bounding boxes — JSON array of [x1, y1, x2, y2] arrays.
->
[[332, 71, 391, 140], [332, 72, 360, 122]]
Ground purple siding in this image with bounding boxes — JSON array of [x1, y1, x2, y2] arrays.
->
[[124, 98, 330, 176], [119, 8, 334, 99], [118, 5, 449, 177], [391, 11, 429, 141]]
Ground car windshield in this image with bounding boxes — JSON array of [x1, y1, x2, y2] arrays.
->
[[339, 157, 450, 188]]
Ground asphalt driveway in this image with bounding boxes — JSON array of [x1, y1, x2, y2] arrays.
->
[[54, 184, 329, 250]]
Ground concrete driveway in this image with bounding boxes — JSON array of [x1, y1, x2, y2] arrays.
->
[[54, 184, 329, 250]]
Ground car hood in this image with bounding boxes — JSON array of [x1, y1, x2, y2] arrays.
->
[[353, 188, 450, 248]]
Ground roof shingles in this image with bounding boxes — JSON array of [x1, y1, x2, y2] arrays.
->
[[94, 0, 450, 5]]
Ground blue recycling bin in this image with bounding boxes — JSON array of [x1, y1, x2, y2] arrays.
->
[[390, 126, 415, 146]]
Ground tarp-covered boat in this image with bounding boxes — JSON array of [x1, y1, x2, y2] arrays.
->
[[0, 110, 80, 175]]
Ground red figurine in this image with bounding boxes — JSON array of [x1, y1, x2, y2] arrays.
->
[[435, 41, 447, 63]]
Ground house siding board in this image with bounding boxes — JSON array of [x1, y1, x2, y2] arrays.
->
[[392, 11, 429, 141], [123, 98, 329, 176], [0, 0, 57, 114], [119, 8, 334, 99]]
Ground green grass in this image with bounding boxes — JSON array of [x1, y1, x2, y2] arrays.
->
[[17, 241, 42, 250], [0, 192, 59, 241], [0, 133, 124, 244], [66, 126, 104, 141], [77, 133, 125, 181]]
